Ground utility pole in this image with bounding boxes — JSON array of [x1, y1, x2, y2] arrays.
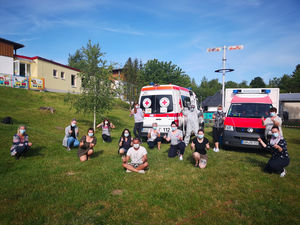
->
[[207, 45, 243, 109]]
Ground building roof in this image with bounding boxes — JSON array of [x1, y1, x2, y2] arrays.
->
[[0, 37, 24, 50], [280, 93, 300, 102], [15, 55, 80, 72], [202, 91, 222, 107]]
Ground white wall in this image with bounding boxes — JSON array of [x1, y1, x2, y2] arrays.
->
[[0, 55, 13, 75]]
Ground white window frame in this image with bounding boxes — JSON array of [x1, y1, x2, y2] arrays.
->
[[53, 69, 57, 78], [14, 60, 20, 75]]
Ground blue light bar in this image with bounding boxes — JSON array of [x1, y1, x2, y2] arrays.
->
[[264, 89, 271, 94], [233, 89, 239, 93], [150, 82, 154, 85]]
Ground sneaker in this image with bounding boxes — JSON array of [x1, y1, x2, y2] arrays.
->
[[280, 169, 286, 177], [138, 170, 145, 174], [66, 147, 71, 151], [126, 169, 132, 173], [213, 148, 219, 152], [11, 150, 17, 156], [179, 155, 183, 161]]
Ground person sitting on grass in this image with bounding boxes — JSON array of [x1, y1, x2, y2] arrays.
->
[[78, 128, 97, 162], [147, 122, 162, 150], [97, 118, 115, 143], [164, 121, 185, 160], [122, 138, 148, 174], [10, 125, 32, 159], [258, 126, 289, 177], [191, 129, 210, 169], [62, 119, 79, 151], [118, 129, 133, 157]]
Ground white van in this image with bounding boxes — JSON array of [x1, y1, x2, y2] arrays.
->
[[139, 84, 198, 137]]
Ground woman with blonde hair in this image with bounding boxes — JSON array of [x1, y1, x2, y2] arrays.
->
[[10, 125, 32, 159]]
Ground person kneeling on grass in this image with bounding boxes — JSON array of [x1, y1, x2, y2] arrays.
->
[[164, 121, 185, 160], [63, 119, 79, 151], [258, 125, 289, 177], [97, 118, 115, 143], [191, 129, 210, 169], [78, 128, 97, 162], [122, 138, 148, 174], [118, 129, 133, 157], [147, 122, 162, 150], [10, 125, 33, 159]]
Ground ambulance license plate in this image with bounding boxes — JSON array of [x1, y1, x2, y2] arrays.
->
[[241, 140, 259, 145]]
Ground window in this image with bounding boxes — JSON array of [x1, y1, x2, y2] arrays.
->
[[140, 95, 173, 114], [227, 103, 272, 118], [53, 69, 57, 78], [181, 95, 191, 108], [61, 72, 65, 79], [20, 63, 26, 76], [71, 75, 76, 87]]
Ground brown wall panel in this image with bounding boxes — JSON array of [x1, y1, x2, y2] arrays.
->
[[0, 42, 14, 57]]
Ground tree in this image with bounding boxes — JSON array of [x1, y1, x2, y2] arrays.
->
[[250, 77, 266, 88], [123, 57, 142, 105], [66, 40, 115, 130], [68, 49, 86, 71], [140, 59, 191, 88], [291, 64, 300, 92], [279, 74, 292, 93], [225, 81, 238, 88]]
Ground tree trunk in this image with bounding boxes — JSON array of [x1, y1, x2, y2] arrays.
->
[[93, 106, 96, 131]]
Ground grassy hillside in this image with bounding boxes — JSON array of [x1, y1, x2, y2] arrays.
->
[[0, 87, 299, 225]]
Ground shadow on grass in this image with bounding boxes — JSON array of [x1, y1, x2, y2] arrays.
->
[[222, 145, 270, 158], [244, 157, 266, 172], [93, 150, 104, 158], [23, 146, 44, 158]]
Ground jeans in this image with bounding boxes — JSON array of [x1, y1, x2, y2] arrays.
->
[[67, 137, 79, 148], [265, 157, 290, 173], [168, 142, 185, 157], [147, 137, 162, 149], [133, 122, 143, 141], [102, 134, 112, 142]]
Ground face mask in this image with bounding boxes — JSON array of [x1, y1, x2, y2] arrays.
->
[[105, 121, 108, 125], [133, 144, 140, 149], [171, 127, 176, 131], [270, 112, 276, 117], [272, 132, 279, 138], [218, 110, 222, 113], [153, 127, 157, 130], [124, 133, 129, 137], [135, 106, 139, 109], [20, 129, 26, 134], [198, 134, 204, 139], [71, 123, 76, 127], [191, 108, 194, 112], [88, 133, 93, 137]]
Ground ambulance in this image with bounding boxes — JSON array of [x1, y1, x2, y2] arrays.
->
[[139, 84, 198, 137], [223, 88, 280, 148]]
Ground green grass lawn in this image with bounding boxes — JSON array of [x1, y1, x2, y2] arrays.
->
[[0, 87, 299, 225]]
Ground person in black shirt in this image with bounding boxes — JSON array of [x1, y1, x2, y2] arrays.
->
[[118, 129, 133, 158], [258, 125, 289, 177], [191, 129, 210, 169]]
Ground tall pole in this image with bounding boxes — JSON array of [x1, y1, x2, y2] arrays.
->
[[222, 46, 226, 109]]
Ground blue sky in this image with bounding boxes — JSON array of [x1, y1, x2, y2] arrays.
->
[[1, 0, 300, 85]]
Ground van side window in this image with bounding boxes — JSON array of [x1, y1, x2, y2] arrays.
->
[[181, 96, 191, 108]]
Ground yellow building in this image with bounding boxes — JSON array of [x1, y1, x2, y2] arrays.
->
[[14, 55, 81, 93]]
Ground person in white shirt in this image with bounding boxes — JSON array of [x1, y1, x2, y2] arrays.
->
[[130, 103, 144, 141], [147, 123, 162, 150], [262, 107, 283, 141], [122, 138, 148, 174]]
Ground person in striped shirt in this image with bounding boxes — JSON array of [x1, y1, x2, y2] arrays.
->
[[10, 125, 32, 159]]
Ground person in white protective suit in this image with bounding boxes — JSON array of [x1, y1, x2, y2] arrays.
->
[[183, 105, 201, 146]]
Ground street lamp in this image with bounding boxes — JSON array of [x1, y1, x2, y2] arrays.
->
[[207, 45, 243, 109]]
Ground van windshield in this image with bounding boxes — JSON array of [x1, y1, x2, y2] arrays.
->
[[140, 95, 173, 114], [227, 103, 272, 118]]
